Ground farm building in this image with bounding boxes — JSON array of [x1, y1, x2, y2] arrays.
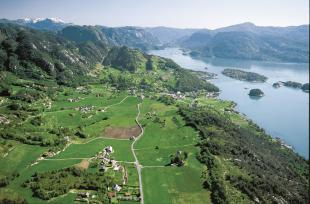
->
[[113, 184, 122, 192]]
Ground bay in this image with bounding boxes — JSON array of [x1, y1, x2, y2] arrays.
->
[[150, 48, 309, 158]]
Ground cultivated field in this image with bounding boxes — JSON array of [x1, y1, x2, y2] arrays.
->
[[0, 84, 223, 204]]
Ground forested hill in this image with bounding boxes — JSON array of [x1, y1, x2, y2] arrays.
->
[[0, 22, 217, 92], [3, 19, 309, 63], [60, 25, 160, 51], [1, 18, 161, 52], [179, 23, 309, 63], [0, 22, 107, 86]]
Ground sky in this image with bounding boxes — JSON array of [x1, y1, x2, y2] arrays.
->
[[0, 0, 309, 29]]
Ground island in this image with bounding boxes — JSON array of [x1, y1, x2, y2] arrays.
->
[[302, 83, 309, 92], [222, 68, 267, 82], [283, 81, 302, 89], [249, 88, 264, 97], [272, 81, 308, 93], [272, 82, 281, 88]]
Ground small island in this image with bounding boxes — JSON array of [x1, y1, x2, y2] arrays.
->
[[272, 81, 309, 93], [272, 82, 281, 88], [249, 88, 264, 97], [301, 83, 309, 92], [222, 69, 267, 82], [283, 81, 302, 89]]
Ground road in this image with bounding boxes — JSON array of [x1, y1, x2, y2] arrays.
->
[[131, 102, 145, 204]]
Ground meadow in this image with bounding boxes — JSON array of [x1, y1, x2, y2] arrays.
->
[[0, 82, 254, 204]]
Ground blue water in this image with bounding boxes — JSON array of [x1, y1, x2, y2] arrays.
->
[[149, 48, 309, 158]]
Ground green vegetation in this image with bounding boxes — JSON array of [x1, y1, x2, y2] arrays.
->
[[302, 83, 309, 92], [0, 22, 308, 204], [248, 89, 264, 97], [24, 167, 113, 201], [179, 104, 308, 203], [222, 69, 267, 82], [180, 23, 309, 63], [283, 81, 303, 89]]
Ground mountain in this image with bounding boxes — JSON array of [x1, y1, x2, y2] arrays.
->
[[59, 25, 160, 51], [145, 26, 201, 44], [100, 26, 160, 51], [0, 22, 107, 86], [0, 22, 213, 92], [59, 25, 110, 44], [0, 22, 308, 204], [6, 18, 71, 31], [179, 23, 309, 63]]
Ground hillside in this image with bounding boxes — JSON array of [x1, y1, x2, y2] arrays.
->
[[1, 19, 161, 52], [0, 22, 308, 204], [0, 22, 104, 87], [179, 23, 309, 63], [100, 26, 160, 51]]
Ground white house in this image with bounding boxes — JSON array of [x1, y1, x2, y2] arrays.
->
[[105, 146, 113, 153], [113, 184, 122, 192]]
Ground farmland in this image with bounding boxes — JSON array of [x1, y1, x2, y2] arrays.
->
[[0, 80, 214, 203], [1, 76, 308, 203]]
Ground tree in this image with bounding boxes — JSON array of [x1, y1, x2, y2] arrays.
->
[[1, 39, 17, 55], [146, 58, 153, 70]]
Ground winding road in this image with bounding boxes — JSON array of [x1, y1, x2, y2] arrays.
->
[[131, 102, 145, 204]]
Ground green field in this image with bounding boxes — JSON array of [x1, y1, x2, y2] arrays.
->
[[0, 86, 213, 204], [52, 138, 135, 162], [0, 81, 280, 204]]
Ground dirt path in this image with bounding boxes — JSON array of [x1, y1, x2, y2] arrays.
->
[[104, 96, 129, 111], [131, 102, 145, 204]]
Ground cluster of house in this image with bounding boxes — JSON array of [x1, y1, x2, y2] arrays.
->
[[75, 105, 94, 113], [274, 137, 293, 150], [0, 115, 10, 125], [41, 98, 52, 109], [165, 91, 185, 100], [75, 86, 92, 94], [206, 92, 218, 98], [67, 97, 80, 102], [98, 146, 122, 174]]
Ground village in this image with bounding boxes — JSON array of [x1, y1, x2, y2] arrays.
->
[[75, 145, 140, 203]]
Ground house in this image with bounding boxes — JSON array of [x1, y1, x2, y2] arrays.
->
[[105, 146, 113, 153], [113, 165, 121, 171], [124, 192, 131, 197], [108, 192, 116, 198], [99, 164, 107, 172], [113, 184, 122, 192], [110, 160, 117, 166], [79, 192, 90, 198]]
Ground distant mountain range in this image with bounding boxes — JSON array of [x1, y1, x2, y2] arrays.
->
[[0, 18, 71, 31], [1, 18, 308, 62], [144, 27, 200, 44], [179, 22, 309, 62]]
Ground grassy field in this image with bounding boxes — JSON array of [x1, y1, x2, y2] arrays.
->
[[132, 98, 212, 203], [142, 158, 211, 204], [52, 138, 135, 162], [0, 84, 230, 204]]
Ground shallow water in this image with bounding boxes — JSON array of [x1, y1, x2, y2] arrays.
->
[[150, 48, 309, 158]]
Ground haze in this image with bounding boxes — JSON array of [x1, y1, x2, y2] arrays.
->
[[0, 0, 309, 28]]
